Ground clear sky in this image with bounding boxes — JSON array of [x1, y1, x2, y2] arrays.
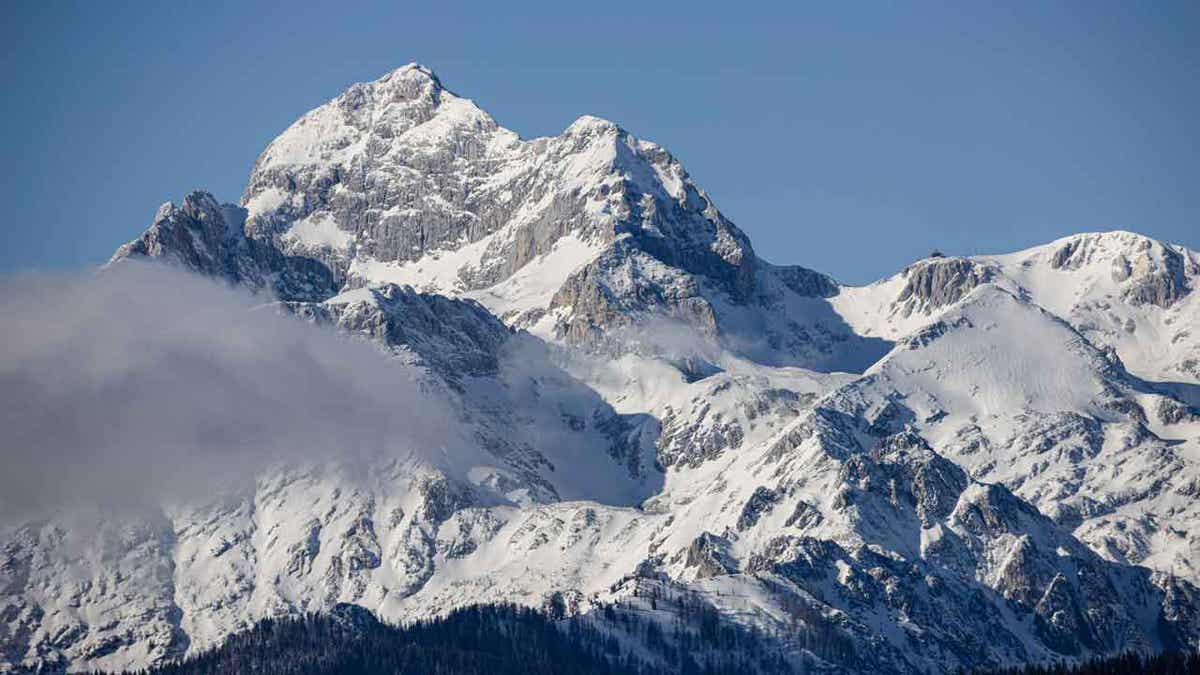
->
[[2, 1, 1197, 284]]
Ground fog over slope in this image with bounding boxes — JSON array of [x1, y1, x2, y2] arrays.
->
[[0, 263, 463, 518]]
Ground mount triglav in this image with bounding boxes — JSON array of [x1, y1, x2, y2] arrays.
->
[[5, 64, 1200, 674]]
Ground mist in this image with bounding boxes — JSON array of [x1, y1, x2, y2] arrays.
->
[[0, 263, 466, 520]]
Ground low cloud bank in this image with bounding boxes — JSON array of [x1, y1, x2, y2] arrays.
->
[[0, 263, 463, 519]]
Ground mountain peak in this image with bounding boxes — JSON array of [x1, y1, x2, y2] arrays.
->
[[565, 114, 621, 137], [1019, 230, 1180, 267], [376, 62, 444, 89], [388, 61, 438, 77]]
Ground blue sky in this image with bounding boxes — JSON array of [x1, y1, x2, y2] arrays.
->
[[2, 1, 1197, 283]]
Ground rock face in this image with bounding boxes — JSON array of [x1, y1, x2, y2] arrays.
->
[[6, 64, 1200, 674], [281, 285, 511, 380], [894, 257, 994, 316], [239, 66, 760, 306], [111, 192, 336, 302], [1048, 231, 1193, 308], [112, 63, 880, 372]]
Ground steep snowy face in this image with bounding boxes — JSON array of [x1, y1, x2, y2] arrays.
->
[[1035, 231, 1194, 309], [204, 63, 876, 371], [983, 232, 1200, 389], [238, 63, 754, 296], [833, 232, 1200, 390], [819, 284, 1200, 582], [243, 64, 521, 282]]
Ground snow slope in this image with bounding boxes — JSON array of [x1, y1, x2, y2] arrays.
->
[[5, 64, 1200, 674]]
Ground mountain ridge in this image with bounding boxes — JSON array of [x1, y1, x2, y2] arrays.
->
[[6, 63, 1200, 674]]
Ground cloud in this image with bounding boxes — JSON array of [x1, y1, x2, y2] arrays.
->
[[0, 263, 466, 520]]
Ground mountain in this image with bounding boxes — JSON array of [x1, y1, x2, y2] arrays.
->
[[833, 232, 1200, 392], [827, 237, 1200, 581], [117, 63, 882, 373], [4, 64, 1200, 674]]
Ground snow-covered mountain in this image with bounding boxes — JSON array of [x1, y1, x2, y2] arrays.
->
[[3, 64, 1200, 674]]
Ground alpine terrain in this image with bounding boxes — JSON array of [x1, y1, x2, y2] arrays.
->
[[3, 64, 1200, 674]]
